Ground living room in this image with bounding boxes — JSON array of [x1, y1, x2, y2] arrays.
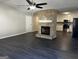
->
[[0, 0, 78, 59]]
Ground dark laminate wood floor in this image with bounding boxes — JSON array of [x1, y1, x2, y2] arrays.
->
[[0, 32, 78, 59]]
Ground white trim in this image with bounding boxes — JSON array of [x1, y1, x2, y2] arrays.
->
[[0, 32, 27, 39]]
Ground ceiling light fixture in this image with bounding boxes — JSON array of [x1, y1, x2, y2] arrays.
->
[[30, 5, 36, 9]]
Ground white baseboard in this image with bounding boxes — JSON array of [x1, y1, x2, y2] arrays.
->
[[0, 32, 27, 39]]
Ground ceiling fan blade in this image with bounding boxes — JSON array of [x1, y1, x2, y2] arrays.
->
[[36, 5, 43, 9], [26, 0, 33, 5], [37, 3, 47, 5], [37, 7, 43, 9]]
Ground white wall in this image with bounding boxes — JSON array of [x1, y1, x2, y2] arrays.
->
[[0, 4, 26, 39]]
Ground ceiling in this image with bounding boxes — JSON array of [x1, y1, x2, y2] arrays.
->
[[0, 0, 78, 14]]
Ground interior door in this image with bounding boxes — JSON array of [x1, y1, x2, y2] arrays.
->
[[26, 16, 33, 33]]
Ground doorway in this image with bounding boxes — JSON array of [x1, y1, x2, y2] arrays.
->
[[26, 16, 33, 33]]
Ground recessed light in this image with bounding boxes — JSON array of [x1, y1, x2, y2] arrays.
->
[[62, 12, 70, 15]]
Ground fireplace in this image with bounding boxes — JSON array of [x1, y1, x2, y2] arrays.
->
[[41, 26, 50, 35]]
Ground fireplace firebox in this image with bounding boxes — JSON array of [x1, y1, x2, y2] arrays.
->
[[41, 26, 50, 35]]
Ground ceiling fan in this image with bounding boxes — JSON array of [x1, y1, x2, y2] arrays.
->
[[26, 0, 47, 10]]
